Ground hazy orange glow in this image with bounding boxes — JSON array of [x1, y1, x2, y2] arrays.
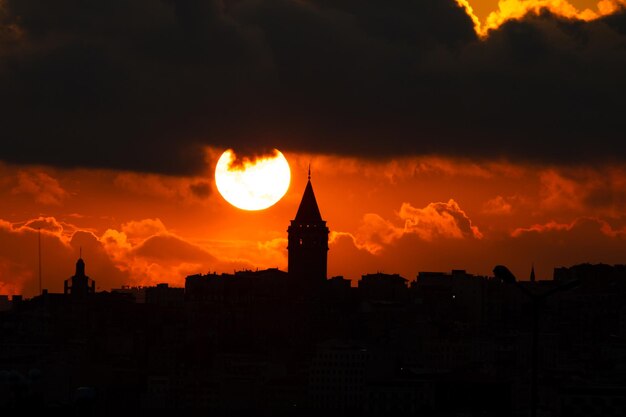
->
[[215, 149, 291, 211], [2, 150, 626, 298], [2, 1, 626, 302], [457, 0, 626, 37]]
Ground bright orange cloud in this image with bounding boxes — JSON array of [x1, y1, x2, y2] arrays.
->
[[100, 220, 213, 286], [0, 216, 127, 296], [0, 214, 258, 294], [353, 214, 405, 255], [121, 218, 168, 241], [457, 0, 626, 37], [511, 219, 575, 236], [99, 218, 263, 287], [400, 200, 484, 240], [22, 217, 66, 236], [511, 217, 626, 238], [342, 199, 483, 255]]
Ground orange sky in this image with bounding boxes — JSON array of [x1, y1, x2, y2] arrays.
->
[[469, 0, 598, 21], [2, 1, 626, 297], [2, 149, 626, 297], [456, 0, 626, 36], [467, 0, 602, 20]]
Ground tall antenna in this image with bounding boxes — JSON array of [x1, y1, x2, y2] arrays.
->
[[38, 228, 42, 295], [308, 163, 311, 180]]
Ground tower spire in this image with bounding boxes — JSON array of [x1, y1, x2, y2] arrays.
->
[[288, 172, 329, 287], [294, 178, 323, 222], [530, 263, 536, 282]]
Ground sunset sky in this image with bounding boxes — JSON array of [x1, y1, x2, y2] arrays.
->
[[1, 0, 626, 297]]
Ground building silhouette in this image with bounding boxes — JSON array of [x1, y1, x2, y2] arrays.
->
[[63, 255, 95, 296], [287, 170, 329, 289], [3, 176, 626, 416], [359, 272, 408, 303]]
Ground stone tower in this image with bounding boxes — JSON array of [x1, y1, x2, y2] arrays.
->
[[287, 169, 329, 287]]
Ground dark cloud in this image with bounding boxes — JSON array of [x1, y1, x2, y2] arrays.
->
[[0, 1, 625, 174], [188, 181, 211, 198], [133, 234, 218, 263]]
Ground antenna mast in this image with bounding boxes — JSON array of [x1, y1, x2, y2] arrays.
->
[[38, 228, 42, 295]]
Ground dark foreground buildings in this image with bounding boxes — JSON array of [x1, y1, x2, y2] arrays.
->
[[2, 178, 626, 416]]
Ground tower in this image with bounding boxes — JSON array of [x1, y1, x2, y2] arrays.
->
[[287, 169, 329, 287], [64, 253, 96, 296]]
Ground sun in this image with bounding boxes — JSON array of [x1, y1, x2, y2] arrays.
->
[[215, 149, 291, 211]]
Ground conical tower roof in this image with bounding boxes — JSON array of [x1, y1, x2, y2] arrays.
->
[[294, 179, 323, 223]]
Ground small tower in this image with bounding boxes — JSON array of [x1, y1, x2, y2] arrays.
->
[[287, 168, 329, 288], [64, 252, 96, 296], [530, 264, 536, 282]]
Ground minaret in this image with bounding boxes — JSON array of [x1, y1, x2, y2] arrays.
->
[[64, 251, 96, 296], [287, 167, 329, 288]]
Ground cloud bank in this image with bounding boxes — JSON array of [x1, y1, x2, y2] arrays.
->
[[0, 1, 625, 173]]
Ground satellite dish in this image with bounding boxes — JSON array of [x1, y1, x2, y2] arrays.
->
[[493, 265, 517, 283]]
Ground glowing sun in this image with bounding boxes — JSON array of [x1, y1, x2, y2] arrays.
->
[[215, 149, 291, 211]]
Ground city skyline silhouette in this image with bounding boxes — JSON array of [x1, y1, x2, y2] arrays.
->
[[1, 175, 625, 416], [3, 160, 626, 299], [2, 1, 626, 415], [0, 164, 620, 296]]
